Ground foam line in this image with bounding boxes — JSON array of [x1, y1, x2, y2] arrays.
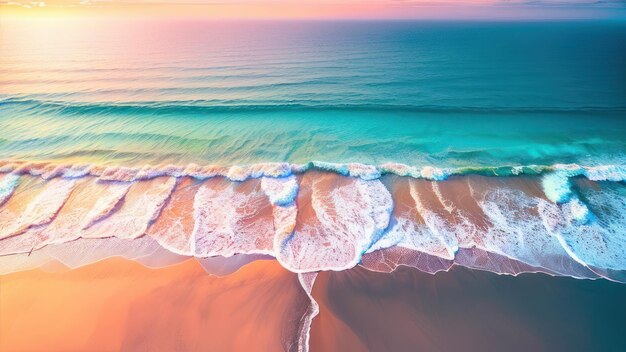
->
[[82, 182, 132, 229], [0, 162, 623, 283], [296, 272, 319, 352], [0, 179, 76, 240], [2, 159, 625, 183]]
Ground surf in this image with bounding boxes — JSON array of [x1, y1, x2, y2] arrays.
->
[[0, 159, 624, 283]]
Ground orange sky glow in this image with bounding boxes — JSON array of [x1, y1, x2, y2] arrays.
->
[[1, 0, 624, 19]]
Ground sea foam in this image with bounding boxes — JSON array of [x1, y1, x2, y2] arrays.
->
[[0, 159, 624, 283]]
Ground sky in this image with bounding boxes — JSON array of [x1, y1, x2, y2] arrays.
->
[[1, 0, 625, 20]]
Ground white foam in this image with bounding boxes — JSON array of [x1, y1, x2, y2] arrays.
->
[[99, 166, 139, 182], [227, 163, 291, 181], [370, 217, 454, 261], [368, 180, 456, 260], [0, 161, 623, 282], [475, 187, 594, 278], [275, 175, 393, 272], [454, 247, 549, 276], [82, 182, 132, 229], [346, 163, 381, 180], [134, 164, 185, 180], [565, 197, 592, 224], [193, 180, 274, 257], [0, 173, 19, 205], [539, 164, 626, 204], [3, 159, 626, 185], [26, 178, 135, 248], [0, 228, 47, 256], [361, 247, 453, 274], [82, 177, 176, 239], [40, 163, 71, 180], [296, 272, 319, 352], [261, 176, 299, 206], [0, 178, 76, 240], [420, 166, 451, 180], [271, 202, 298, 252], [145, 178, 198, 256], [379, 163, 421, 178], [431, 182, 455, 213], [540, 184, 626, 273], [61, 164, 92, 178], [584, 164, 626, 182], [541, 171, 573, 203], [0, 179, 123, 253], [409, 182, 460, 259]]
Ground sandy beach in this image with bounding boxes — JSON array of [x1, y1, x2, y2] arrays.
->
[[311, 265, 626, 352], [2, 257, 625, 351], [0, 258, 310, 351]]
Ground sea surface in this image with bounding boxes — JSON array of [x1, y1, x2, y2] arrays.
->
[[0, 18, 625, 314], [1, 19, 625, 351], [1, 20, 625, 168]]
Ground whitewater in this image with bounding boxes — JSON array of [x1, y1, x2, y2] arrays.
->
[[1, 157, 625, 352], [0, 158, 624, 279], [2, 19, 626, 351], [1, 19, 625, 283]]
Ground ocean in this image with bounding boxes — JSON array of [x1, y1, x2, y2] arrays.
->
[[1, 19, 625, 275], [1, 20, 625, 168], [1, 19, 626, 351]]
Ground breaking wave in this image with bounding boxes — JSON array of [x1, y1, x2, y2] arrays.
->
[[0, 158, 624, 284], [3, 97, 626, 115]]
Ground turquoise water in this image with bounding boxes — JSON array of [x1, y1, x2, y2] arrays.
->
[[1, 20, 625, 351], [1, 20, 625, 168], [0, 20, 625, 282]]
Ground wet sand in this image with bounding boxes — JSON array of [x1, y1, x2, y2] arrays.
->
[[2, 258, 625, 352], [0, 258, 310, 351], [310, 265, 626, 352]]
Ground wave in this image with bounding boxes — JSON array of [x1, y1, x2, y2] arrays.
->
[[1, 158, 624, 183], [3, 97, 626, 116], [0, 158, 624, 283]]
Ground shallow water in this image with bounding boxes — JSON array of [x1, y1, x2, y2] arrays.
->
[[0, 20, 626, 351], [0, 170, 624, 283], [2, 19, 625, 274]]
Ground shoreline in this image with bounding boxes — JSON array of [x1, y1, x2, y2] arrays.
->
[[2, 257, 625, 351]]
